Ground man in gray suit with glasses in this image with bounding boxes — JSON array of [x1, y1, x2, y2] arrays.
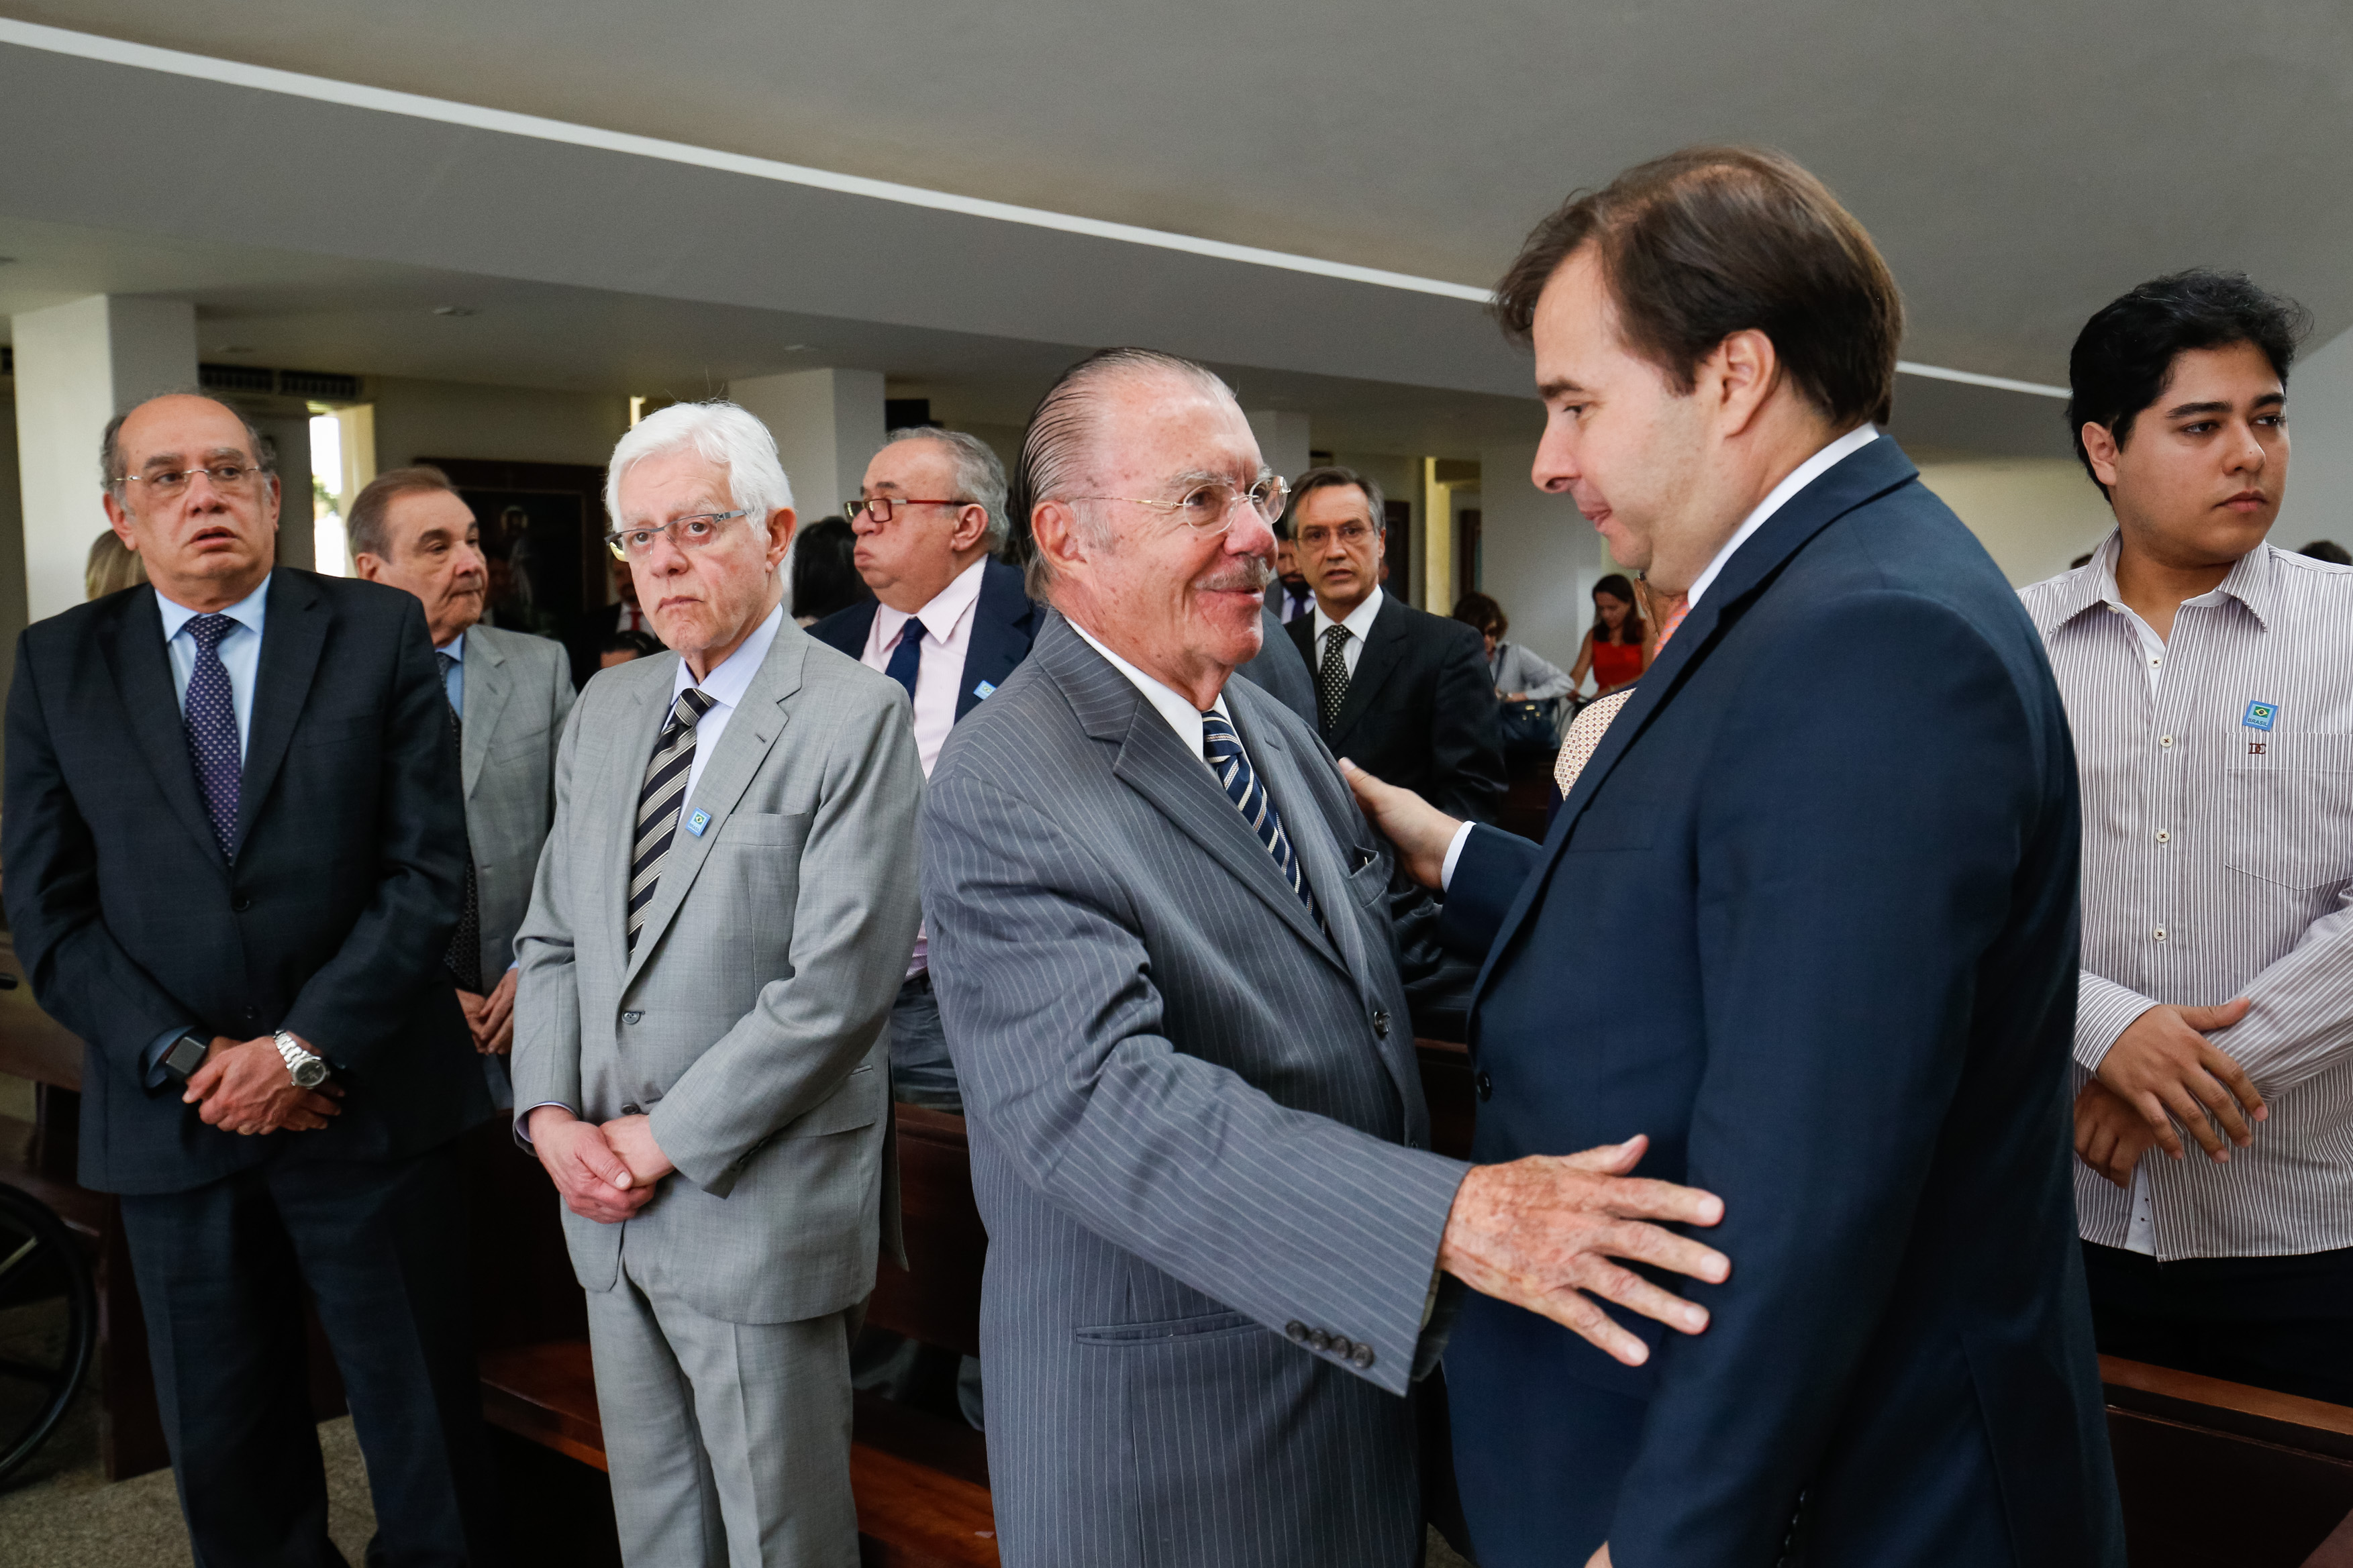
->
[[921, 348, 1731, 1568], [512, 400, 923, 1566]]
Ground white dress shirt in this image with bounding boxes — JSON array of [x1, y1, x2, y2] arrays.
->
[[158, 574, 271, 759], [1309, 585, 1385, 679], [858, 557, 988, 778], [671, 604, 785, 808], [1439, 425, 1879, 891], [1067, 619, 1233, 772]]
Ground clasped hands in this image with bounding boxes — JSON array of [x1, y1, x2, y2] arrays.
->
[[183, 1034, 342, 1136], [530, 1105, 676, 1224], [456, 968, 519, 1055], [2076, 998, 2264, 1187]]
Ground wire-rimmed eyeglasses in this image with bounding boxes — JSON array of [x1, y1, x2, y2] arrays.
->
[[114, 463, 272, 500], [602, 510, 752, 561], [1069, 474, 1289, 534]]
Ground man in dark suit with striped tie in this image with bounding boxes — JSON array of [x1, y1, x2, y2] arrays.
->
[[5, 393, 502, 1564], [920, 348, 1728, 1568]]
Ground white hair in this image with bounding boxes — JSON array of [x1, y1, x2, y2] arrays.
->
[[604, 399, 795, 531]]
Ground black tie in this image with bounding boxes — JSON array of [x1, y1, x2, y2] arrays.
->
[[436, 651, 484, 993], [1317, 625, 1352, 732]]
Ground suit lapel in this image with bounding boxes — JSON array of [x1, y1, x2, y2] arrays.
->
[[234, 570, 328, 856], [623, 626, 807, 987], [1040, 617, 1347, 978], [807, 598, 877, 661], [100, 586, 223, 864], [954, 560, 1036, 722], [1467, 438, 1922, 1010], [1232, 698, 1368, 985], [460, 630, 513, 798], [1328, 596, 1407, 741]]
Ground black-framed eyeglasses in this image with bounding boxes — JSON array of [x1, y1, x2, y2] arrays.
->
[[846, 496, 967, 527], [602, 510, 752, 560], [1070, 474, 1289, 535], [115, 462, 271, 500], [1295, 521, 1378, 550]]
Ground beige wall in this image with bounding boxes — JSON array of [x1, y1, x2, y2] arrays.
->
[[370, 376, 632, 472], [1914, 456, 2116, 590]]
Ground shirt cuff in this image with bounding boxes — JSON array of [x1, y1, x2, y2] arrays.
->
[[2077, 973, 2161, 1073], [141, 1025, 194, 1090], [514, 1100, 579, 1150], [1439, 821, 1477, 891]]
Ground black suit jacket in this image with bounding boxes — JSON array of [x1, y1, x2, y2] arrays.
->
[[3, 570, 489, 1195], [807, 556, 1042, 721], [1234, 605, 1318, 728], [1289, 593, 1505, 823]]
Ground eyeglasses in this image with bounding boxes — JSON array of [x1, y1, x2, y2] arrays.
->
[[846, 496, 967, 527], [1072, 475, 1289, 535], [1296, 521, 1377, 550], [116, 463, 270, 500], [603, 510, 752, 560]]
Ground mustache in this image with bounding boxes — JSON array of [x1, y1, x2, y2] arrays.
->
[[1195, 557, 1274, 594]]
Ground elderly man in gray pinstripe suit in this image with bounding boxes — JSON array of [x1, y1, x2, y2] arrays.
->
[[922, 349, 1729, 1568]]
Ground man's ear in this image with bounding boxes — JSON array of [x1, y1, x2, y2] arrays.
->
[[1707, 329, 1782, 436], [765, 506, 798, 568], [952, 503, 992, 553], [2081, 423, 2123, 492], [1032, 499, 1085, 576], [103, 492, 139, 548], [351, 552, 385, 584]]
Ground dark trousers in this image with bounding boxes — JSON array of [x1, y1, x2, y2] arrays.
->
[[2082, 1240, 2353, 1406], [118, 1142, 505, 1567]]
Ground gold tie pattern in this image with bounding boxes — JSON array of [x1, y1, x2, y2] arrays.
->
[[1553, 592, 1691, 796]]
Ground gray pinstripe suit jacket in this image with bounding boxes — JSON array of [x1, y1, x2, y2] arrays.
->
[[923, 613, 1470, 1568], [512, 618, 924, 1324]]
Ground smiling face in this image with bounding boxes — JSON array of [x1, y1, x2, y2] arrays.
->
[[103, 395, 281, 611], [356, 488, 488, 645], [1032, 371, 1274, 707], [614, 446, 795, 676], [2085, 340, 2288, 571]]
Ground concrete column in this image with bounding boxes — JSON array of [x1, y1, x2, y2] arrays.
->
[[1421, 459, 1454, 613], [1476, 439, 1607, 673], [731, 368, 887, 529], [11, 295, 197, 623], [1244, 410, 1311, 484]]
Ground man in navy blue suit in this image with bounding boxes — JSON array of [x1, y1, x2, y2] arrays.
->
[[1351, 147, 2124, 1567]]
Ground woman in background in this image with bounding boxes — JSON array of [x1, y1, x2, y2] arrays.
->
[[1452, 591, 1572, 702], [85, 529, 147, 600], [790, 516, 873, 626], [1568, 572, 1648, 698]]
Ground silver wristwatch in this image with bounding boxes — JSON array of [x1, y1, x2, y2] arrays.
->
[[273, 1029, 329, 1089]]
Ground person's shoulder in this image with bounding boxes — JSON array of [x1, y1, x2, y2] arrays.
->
[[793, 620, 913, 713], [25, 582, 144, 653], [931, 654, 1078, 790], [298, 568, 413, 621], [574, 639, 678, 711], [468, 621, 568, 674], [2266, 541, 2353, 593], [805, 597, 875, 654], [1383, 594, 1483, 656]]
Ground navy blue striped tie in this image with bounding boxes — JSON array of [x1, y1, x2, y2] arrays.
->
[[1201, 711, 1321, 928]]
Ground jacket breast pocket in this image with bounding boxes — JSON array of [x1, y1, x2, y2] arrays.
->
[[2223, 733, 2353, 890], [1345, 846, 1391, 908]]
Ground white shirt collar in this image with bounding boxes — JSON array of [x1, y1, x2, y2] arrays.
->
[[1685, 425, 1879, 607], [1311, 583, 1385, 645], [673, 603, 784, 711], [156, 571, 271, 641], [876, 556, 989, 649], [1066, 617, 1229, 766]]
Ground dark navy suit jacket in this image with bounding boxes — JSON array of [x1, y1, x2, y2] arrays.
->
[[806, 556, 1042, 721], [1439, 439, 2123, 1567]]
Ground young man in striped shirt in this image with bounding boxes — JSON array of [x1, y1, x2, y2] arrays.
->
[[2022, 270, 2353, 1405]]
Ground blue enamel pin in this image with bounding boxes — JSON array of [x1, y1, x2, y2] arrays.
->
[[2244, 700, 2279, 732], [686, 808, 712, 837], [973, 680, 997, 700]]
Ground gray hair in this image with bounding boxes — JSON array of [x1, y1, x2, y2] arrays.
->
[[101, 393, 274, 493], [605, 399, 795, 537], [882, 427, 1009, 552], [1012, 348, 1233, 599], [1285, 465, 1388, 537]]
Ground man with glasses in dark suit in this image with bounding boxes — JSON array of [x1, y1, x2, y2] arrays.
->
[[5, 392, 502, 1564]]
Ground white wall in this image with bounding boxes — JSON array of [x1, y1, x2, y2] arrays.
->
[[1245, 410, 1311, 484], [732, 368, 887, 526], [2276, 323, 2353, 553], [370, 375, 632, 473], [1475, 439, 1608, 673], [1914, 457, 2115, 589]]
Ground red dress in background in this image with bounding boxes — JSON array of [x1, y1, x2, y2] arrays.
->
[[1591, 637, 1644, 690]]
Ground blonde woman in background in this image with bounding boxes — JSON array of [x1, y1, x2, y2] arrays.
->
[[85, 528, 147, 599]]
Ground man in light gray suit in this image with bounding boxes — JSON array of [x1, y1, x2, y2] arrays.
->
[[512, 400, 924, 1566], [923, 349, 1731, 1568], [351, 464, 573, 1104]]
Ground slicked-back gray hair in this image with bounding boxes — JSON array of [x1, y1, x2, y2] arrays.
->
[[605, 399, 795, 539], [1011, 347, 1232, 600], [101, 393, 274, 493], [881, 427, 1009, 552]]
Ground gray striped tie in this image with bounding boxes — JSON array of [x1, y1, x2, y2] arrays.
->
[[629, 687, 716, 954]]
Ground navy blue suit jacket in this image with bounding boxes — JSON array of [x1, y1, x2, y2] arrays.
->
[[1439, 439, 2123, 1567], [806, 556, 1041, 720]]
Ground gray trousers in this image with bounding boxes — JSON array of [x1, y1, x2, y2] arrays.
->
[[586, 1261, 858, 1567]]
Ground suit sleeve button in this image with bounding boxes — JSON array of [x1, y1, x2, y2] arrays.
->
[[1309, 1329, 1331, 1351], [1329, 1337, 1355, 1359], [1352, 1344, 1375, 1369], [1474, 1071, 1493, 1102], [1285, 1320, 1309, 1343]]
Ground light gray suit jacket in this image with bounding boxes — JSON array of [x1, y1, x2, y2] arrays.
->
[[923, 613, 1470, 1568], [512, 617, 924, 1325], [458, 625, 572, 1100]]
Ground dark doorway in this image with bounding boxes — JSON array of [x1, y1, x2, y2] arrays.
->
[[421, 458, 607, 648]]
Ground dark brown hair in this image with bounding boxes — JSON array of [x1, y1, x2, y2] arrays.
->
[[1283, 466, 1388, 537], [346, 465, 462, 562], [1591, 574, 1646, 647], [1452, 590, 1506, 640], [1493, 146, 1904, 428]]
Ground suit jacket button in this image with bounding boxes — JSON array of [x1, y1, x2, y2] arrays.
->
[[1371, 1008, 1391, 1038], [1352, 1344, 1375, 1369], [621, 1102, 644, 1116], [623, 1011, 642, 1025], [1474, 1071, 1493, 1102], [1309, 1329, 1331, 1351], [1285, 1320, 1309, 1343], [230, 896, 252, 912]]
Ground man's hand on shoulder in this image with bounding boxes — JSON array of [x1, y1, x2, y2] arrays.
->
[[2074, 1078, 2160, 1188], [1340, 760, 1459, 888], [185, 1036, 342, 1135], [530, 1106, 656, 1224], [2097, 1000, 2264, 1163], [1439, 1135, 1728, 1366]]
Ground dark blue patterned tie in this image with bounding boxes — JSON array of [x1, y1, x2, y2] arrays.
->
[[183, 613, 241, 859], [885, 616, 928, 699], [1201, 710, 1322, 928]]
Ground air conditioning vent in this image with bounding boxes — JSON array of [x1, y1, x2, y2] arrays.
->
[[277, 369, 360, 401], [199, 362, 277, 394]]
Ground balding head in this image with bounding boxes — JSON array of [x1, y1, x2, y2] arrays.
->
[[101, 393, 281, 612]]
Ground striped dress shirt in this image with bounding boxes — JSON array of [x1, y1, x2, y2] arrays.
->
[[2021, 533, 2353, 1260]]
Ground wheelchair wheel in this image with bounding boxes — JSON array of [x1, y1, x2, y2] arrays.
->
[[0, 1182, 95, 1487]]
